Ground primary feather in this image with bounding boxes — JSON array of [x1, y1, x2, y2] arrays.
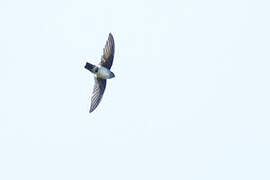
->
[[90, 78, 107, 113], [88, 33, 115, 113], [99, 33, 115, 69]]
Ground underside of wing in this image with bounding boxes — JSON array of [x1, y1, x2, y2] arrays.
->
[[90, 78, 107, 113], [99, 33, 115, 70]]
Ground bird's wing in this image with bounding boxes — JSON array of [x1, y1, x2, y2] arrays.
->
[[99, 33, 115, 70], [89, 77, 107, 113]]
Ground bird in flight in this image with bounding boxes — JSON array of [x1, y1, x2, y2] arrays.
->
[[85, 33, 115, 113]]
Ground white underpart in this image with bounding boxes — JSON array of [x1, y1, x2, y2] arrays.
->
[[96, 66, 112, 79]]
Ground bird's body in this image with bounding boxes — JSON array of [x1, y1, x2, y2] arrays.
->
[[85, 33, 115, 113], [96, 66, 115, 79], [85, 63, 115, 79]]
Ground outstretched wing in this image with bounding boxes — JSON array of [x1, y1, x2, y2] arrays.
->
[[99, 33, 115, 70], [90, 78, 107, 113]]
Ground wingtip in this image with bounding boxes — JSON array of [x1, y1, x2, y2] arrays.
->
[[109, 33, 114, 39], [89, 106, 96, 113], [89, 106, 94, 113]]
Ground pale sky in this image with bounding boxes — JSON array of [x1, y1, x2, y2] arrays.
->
[[1, 0, 270, 179]]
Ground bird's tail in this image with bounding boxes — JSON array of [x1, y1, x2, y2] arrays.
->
[[85, 62, 97, 73]]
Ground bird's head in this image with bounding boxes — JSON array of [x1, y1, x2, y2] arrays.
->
[[109, 71, 115, 79]]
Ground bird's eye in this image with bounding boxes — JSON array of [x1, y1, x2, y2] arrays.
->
[[94, 67, 98, 73]]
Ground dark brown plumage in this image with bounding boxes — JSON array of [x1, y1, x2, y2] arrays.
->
[[87, 33, 115, 113], [99, 33, 115, 70], [90, 78, 107, 113]]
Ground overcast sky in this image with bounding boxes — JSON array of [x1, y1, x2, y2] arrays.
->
[[1, 0, 270, 179]]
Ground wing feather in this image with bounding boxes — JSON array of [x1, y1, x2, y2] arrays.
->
[[89, 78, 107, 113], [99, 33, 115, 69]]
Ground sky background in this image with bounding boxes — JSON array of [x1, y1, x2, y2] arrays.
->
[[1, 0, 270, 179]]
